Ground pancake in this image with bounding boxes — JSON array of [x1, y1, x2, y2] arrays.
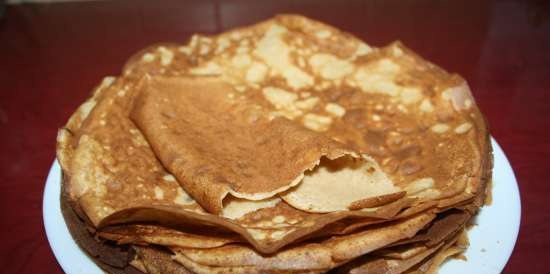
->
[[98, 195, 415, 255], [167, 209, 468, 274], [98, 224, 241, 249], [56, 14, 492, 274], [57, 73, 421, 254], [336, 229, 465, 274], [122, 15, 490, 212], [389, 210, 471, 248], [121, 14, 491, 218], [403, 232, 469, 274], [335, 211, 470, 274], [134, 246, 192, 274], [130, 76, 402, 214], [171, 213, 435, 273], [336, 243, 444, 274]]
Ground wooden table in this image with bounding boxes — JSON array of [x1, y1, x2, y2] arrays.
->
[[1, 1, 548, 273]]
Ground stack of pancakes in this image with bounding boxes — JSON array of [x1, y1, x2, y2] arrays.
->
[[56, 15, 492, 274]]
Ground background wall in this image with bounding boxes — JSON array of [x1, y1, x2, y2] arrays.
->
[[7, 0, 96, 4]]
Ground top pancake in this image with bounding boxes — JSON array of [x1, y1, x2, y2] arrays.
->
[[125, 14, 489, 211], [57, 14, 491, 254], [131, 76, 402, 214]]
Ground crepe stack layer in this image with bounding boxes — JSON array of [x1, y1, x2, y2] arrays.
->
[[56, 15, 492, 274]]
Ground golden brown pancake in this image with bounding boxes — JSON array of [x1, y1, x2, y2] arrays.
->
[[56, 14, 492, 274], [123, 14, 491, 219], [57, 64, 419, 255], [56, 74, 420, 253], [130, 76, 402, 214], [171, 213, 435, 273]]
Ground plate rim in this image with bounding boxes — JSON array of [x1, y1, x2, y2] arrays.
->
[[42, 161, 104, 274]]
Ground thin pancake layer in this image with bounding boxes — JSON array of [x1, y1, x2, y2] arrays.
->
[[336, 217, 469, 274], [171, 213, 435, 273], [134, 246, 192, 274], [338, 243, 444, 274], [131, 76, 402, 214], [123, 14, 490, 213], [98, 224, 240, 249], [98, 196, 414, 254]]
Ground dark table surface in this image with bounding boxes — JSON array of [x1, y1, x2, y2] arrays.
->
[[1, 0, 549, 273]]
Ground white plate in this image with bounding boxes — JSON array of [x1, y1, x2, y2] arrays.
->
[[43, 137, 521, 274]]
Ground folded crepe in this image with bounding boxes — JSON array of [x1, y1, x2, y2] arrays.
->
[[130, 76, 402, 214]]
